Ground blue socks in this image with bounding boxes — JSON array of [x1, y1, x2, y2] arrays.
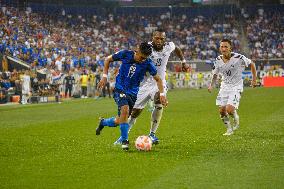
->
[[101, 117, 129, 141], [101, 117, 118, 127], [120, 123, 129, 141]]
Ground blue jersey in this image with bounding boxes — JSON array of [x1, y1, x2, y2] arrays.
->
[[112, 50, 157, 96]]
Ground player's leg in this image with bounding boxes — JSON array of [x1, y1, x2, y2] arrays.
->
[[96, 89, 123, 135], [226, 105, 239, 131], [219, 106, 233, 135], [129, 108, 143, 129], [119, 105, 130, 150], [96, 115, 120, 135], [227, 91, 241, 130], [113, 108, 143, 145], [147, 100, 154, 112], [232, 109, 239, 130], [148, 92, 164, 144], [216, 90, 233, 135], [149, 104, 163, 144], [126, 84, 151, 132], [113, 84, 151, 145], [118, 93, 138, 150]]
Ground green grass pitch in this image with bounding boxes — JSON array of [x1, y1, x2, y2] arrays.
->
[[0, 87, 283, 189]]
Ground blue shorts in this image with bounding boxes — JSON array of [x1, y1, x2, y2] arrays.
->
[[113, 88, 137, 117]]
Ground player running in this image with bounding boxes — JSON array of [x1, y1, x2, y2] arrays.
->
[[208, 39, 257, 135], [95, 42, 167, 150], [114, 28, 188, 145]]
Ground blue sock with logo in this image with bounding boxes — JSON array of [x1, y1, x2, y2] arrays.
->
[[120, 123, 129, 141], [101, 117, 118, 127]]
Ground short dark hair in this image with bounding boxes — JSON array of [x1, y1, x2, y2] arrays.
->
[[220, 39, 232, 46], [153, 28, 165, 35], [155, 28, 165, 33], [139, 42, 152, 56]]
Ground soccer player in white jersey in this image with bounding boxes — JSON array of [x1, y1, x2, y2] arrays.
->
[[114, 29, 188, 145], [21, 70, 31, 104], [208, 39, 257, 135]]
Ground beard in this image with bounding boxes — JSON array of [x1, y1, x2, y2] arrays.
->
[[152, 43, 164, 51]]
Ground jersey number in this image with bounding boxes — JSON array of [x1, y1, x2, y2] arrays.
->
[[128, 65, 136, 78], [226, 70, 231, 76], [155, 58, 162, 66]]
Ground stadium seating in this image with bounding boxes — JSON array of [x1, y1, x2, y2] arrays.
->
[[0, 4, 283, 73]]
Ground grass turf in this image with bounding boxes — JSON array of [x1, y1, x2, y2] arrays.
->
[[0, 87, 283, 189]]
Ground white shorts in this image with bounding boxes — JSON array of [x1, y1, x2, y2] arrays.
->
[[134, 81, 168, 109], [216, 89, 242, 109]]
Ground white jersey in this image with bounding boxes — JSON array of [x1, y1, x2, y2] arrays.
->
[[212, 52, 251, 91], [21, 75, 31, 94], [142, 41, 175, 85], [133, 42, 175, 109]]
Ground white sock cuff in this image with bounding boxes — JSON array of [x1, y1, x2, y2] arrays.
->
[[155, 104, 163, 108], [128, 116, 136, 124]]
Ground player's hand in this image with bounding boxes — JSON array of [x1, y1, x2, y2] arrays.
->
[[208, 85, 213, 93], [97, 77, 107, 90], [251, 79, 257, 88], [159, 95, 168, 107]]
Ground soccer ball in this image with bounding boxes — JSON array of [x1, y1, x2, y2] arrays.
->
[[135, 135, 152, 151]]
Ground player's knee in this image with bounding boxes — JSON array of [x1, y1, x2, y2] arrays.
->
[[226, 105, 235, 115], [131, 108, 142, 118], [219, 107, 226, 116], [114, 117, 120, 125]]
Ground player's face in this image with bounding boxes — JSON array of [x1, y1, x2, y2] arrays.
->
[[219, 42, 232, 57], [152, 32, 166, 50]]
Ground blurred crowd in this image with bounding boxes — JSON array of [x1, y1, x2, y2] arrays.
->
[[1, 5, 283, 70], [0, 5, 283, 104], [243, 8, 284, 59]]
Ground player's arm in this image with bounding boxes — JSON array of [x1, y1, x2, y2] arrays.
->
[[174, 46, 189, 72], [153, 74, 168, 107], [208, 74, 218, 93], [97, 55, 113, 89], [250, 61, 257, 87]]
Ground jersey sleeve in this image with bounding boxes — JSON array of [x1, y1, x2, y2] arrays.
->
[[212, 60, 219, 75], [112, 50, 127, 61], [240, 55, 252, 67], [169, 42, 176, 52], [147, 60, 158, 76]]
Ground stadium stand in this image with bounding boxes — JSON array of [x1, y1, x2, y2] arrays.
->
[[0, 1, 283, 104]]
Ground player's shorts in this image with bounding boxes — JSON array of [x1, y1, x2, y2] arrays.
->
[[113, 88, 137, 116], [134, 80, 168, 109], [216, 89, 242, 109]]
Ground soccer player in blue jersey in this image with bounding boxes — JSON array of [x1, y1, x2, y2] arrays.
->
[[96, 42, 168, 150]]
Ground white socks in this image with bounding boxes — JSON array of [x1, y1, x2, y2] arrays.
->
[[231, 110, 239, 126], [221, 114, 232, 130], [128, 104, 164, 134], [150, 104, 163, 133], [127, 116, 136, 133]]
